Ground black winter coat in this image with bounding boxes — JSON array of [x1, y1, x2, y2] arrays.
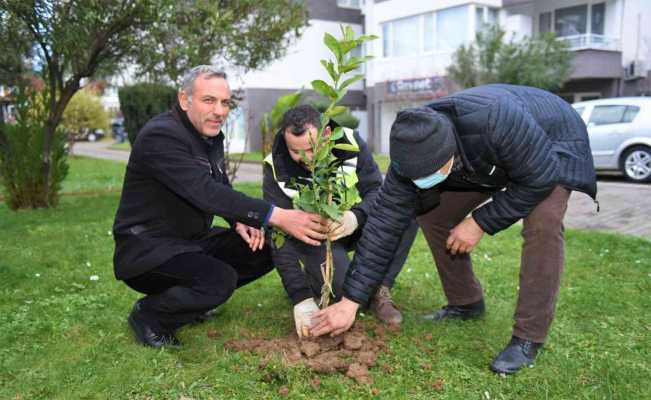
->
[[263, 131, 383, 304], [113, 104, 271, 280], [343, 84, 598, 305]]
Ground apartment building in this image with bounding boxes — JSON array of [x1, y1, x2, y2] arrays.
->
[[503, 0, 651, 103], [360, 0, 650, 153]]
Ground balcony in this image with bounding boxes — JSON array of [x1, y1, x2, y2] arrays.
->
[[558, 34, 621, 52]]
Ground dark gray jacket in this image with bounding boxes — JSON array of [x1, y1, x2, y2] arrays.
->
[[343, 84, 598, 305], [113, 103, 271, 280]]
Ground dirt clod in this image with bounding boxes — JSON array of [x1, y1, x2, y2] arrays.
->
[[278, 387, 289, 396], [343, 331, 365, 350], [299, 340, 321, 358], [347, 362, 373, 385]]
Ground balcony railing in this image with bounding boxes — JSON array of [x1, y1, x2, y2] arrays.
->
[[558, 34, 621, 51]]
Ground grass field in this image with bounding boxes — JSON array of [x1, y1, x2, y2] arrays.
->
[[0, 157, 649, 399]]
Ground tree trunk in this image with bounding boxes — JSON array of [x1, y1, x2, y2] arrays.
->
[[41, 79, 79, 206]]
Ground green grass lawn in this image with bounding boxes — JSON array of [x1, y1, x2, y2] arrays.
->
[[0, 157, 649, 399]]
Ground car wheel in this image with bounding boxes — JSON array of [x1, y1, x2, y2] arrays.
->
[[621, 145, 651, 183], [87, 132, 97, 142]]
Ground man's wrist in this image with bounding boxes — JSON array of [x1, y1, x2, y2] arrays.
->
[[341, 296, 360, 312]]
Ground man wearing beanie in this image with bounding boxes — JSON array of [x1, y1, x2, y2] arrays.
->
[[310, 84, 597, 375]]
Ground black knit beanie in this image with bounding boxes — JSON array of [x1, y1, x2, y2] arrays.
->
[[389, 107, 456, 179]]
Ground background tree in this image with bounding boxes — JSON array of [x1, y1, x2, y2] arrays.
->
[[447, 26, 573, 92], [133, 0, 309, 84], [61, 89, 110, 143], [0, 0, 309, 209]]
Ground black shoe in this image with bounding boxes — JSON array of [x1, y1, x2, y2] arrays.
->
[[490, 336, 543, 375], [128, 300, 181, 348], [423, 299, 485, 322], [192, 306, 224, 324]]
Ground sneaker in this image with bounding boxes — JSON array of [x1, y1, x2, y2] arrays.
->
[[370, 285, 403, 325]]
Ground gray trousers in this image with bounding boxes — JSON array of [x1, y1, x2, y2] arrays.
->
[[416, 186, 571, 343], [302, 219, 419, 302]]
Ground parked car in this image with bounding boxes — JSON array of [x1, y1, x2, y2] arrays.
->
[[573, 97, 651, 183], [70, 127, 105, 142]]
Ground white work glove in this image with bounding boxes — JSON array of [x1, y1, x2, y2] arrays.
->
[[293, 297, 320, 338], [326, 210, 358, 241]]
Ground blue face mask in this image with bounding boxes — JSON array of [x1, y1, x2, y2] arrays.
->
[[412, 159, 453, 189]]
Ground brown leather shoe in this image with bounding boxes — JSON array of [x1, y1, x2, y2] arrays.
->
[[370, 285, 403, 325]]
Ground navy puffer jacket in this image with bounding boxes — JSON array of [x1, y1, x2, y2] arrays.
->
[[343, 84, 597, 305]]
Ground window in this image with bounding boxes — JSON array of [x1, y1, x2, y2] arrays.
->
[[589, 105, 639, 126], [573, 106, 585, 117], [423, 13, 434, 52], [381, 6, 470, 58], [391, 15, 420, 57], [437, 6, 469, 52], [555, 5, 588, 37], [622, 106, 640, 123], [475, 6, 499, 33], [337, 0, 362, 10], [591, 3, 605, 35], [539, 12, 552, 34]]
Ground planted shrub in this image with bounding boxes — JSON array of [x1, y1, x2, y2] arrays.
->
[[0, 87, 68, 210]]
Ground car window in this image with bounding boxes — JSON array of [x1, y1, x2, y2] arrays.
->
[[573, 106, 585, 117], [622, 106, 640, 123], [589, 105, 627, 125]]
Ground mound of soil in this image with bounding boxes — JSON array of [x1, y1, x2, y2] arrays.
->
[[223, 322, 396, 385]]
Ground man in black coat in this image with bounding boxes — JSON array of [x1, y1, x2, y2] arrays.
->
[[311, 84, 598, 374], [113, 65, 326, 348], [263, 105, 417, 336]]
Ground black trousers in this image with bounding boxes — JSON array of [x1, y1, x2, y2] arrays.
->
[[124, 228, 273, 332], [301, 218, 419, 303]]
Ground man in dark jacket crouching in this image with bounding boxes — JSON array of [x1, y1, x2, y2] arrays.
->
[[311, 84, 597, 374], [113, 65, 326, 348]]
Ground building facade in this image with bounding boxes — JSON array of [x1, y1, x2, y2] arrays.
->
[[361, 0, 651, 153]]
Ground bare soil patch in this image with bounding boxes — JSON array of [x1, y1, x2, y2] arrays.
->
[[223, 322, 397, 385]]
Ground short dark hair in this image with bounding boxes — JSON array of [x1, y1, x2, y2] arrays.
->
[[280, 105, 320, 136]]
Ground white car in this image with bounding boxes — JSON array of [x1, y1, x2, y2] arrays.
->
[[573, 97, 651, 183]]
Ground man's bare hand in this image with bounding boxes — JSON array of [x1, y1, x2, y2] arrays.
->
[[446, 217, 484, 255], [269, 208, 327, 246], [235, 222, 265, 251], [310, 297, 359, 337]]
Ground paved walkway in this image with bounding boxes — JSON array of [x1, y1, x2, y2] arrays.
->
[[74, 141, 651, 241]]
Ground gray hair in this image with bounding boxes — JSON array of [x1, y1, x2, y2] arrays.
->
[[180, 65, 228, 99]]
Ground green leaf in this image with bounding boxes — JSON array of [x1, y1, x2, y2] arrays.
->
[[330, 126, 344, 141], [272, 230, 286, 249], [339, 74, 364, 91], [333, 143, 358, 152], [344, 25, 355, 41], [311, 80, 338, 100], [329, 106, 347, 117], [320, 60, 338, 82], [270, 90, 303, 127], [321, 203, 342, 220], [324, 33, 342, 62], [357, 34, 379, 42]]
